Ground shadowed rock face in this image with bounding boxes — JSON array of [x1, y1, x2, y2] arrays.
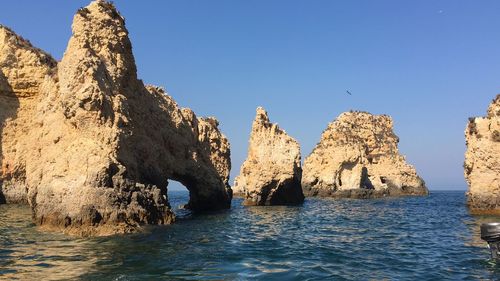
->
[[0, 1, 231, 236], [233, 107, 304, 206], [302, 111, 428, 198], [465, 95, 500, 214]]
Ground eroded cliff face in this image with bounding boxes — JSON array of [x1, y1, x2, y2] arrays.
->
[[302, 111, 427, 198], [0, 1, 231, 236], [465, 95, 500, 214], [0, 25, 57, 204], [233, 107, 304, 205]]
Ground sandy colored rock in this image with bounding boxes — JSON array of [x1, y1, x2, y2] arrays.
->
[[233, 107, 304, 205], [0, 25, 57, 204], [302, 111, 428, 198], [0, 1, 231, 236], [465, 95, 500, 214]]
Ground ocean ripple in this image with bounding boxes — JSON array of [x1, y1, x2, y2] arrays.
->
[[0, 191, 500, 280]]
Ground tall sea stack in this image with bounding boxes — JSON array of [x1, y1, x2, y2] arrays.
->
[[465, 95, 500, 214], [233, 107, 304, 205]]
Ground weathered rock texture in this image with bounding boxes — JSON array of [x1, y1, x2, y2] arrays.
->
[[0, 25, 57, 204], [233, 107, 304, 205], [0, 1, 231, 236], [302, 111, 428, 198], [465, 95, 500, 214]]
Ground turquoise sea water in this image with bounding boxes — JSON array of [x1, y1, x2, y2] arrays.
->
[[0, 190, 499, 280]]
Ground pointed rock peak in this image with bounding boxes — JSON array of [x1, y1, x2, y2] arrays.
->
[[60, 0, 137, 91], [235, 109, 303, 206], [255, 106, 270, 123], [72, 0, 129, 49], [79, 1, 124, 23], [487, 94, 500, 117], [252, 106, 288, 135]]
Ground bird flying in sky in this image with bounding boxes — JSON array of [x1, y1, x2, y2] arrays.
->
[[346, 90, 352, 95]]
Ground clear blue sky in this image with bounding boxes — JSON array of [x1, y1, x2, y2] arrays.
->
[[2, 1, 499, 190]]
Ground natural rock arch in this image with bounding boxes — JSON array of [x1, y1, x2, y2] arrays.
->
[[0, 1, 232, 236]]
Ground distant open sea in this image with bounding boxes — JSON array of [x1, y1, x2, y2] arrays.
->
[[1, 190, 499, 280]]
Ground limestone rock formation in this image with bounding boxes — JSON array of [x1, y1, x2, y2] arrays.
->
[[465, 95, 500, 214], [0, 1, 231, 235], [0, 25, 57, 204], [302, 111, 428, 198], [233, 107, 304, 205]]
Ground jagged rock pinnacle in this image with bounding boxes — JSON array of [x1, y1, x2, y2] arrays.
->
[[234, 107, 304, 205]]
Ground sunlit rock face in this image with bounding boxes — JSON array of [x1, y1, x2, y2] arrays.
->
[[302, 111, 428, 198], [0, 0, 231, 236], [0, 24, 57, 204], [465, 95, 500, 214], [233, 107, 304, 205]]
